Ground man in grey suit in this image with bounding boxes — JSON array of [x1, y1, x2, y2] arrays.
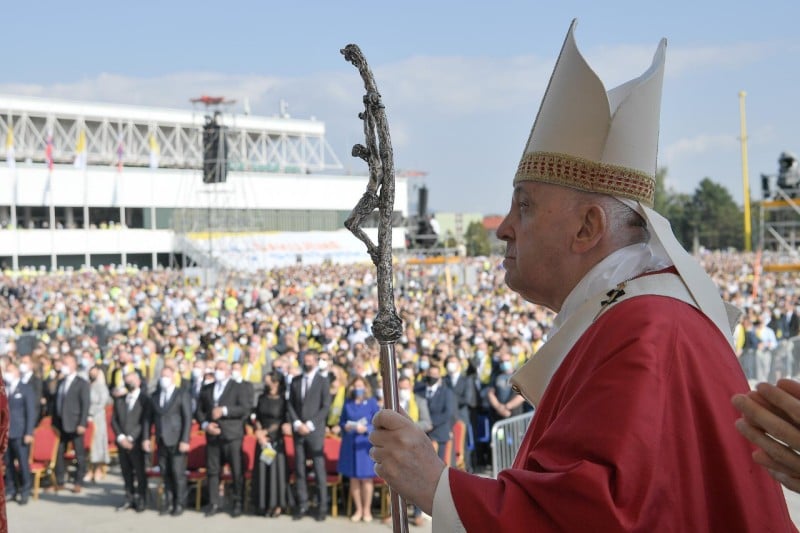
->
[[52, 354, 90, 493], [196, 360, 250, 518], [288, 350, 331, 522], [147, 365, 191, 516]]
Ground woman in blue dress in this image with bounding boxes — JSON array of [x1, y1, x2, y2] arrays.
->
[[338, 375, 380, 522]]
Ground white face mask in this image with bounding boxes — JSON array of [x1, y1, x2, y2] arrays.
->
[[18, 363, 30, 375], [446, 362, 459, 374], [159, 376, 173, 390], [401, 368, 414, 379], [192, 368, 202, 379], [214, 369, 226, 382], [231, 371, 242, 383], [398, 389, 411, 403], [60, 365, 71, 377], [318, 360, 329, 370]]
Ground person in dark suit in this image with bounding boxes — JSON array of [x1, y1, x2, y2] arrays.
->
[[231, 361, 255, 409], [187, 360, 208, 414], [18, 355, 43, 422], [52, 354, 90, 493], [415, 363, 456, 460], [287, 350, 331, 522], [409, 363, 456, 527], [780, 300, 800, 339], [111, 370, 151, 512], [4, 362, 36, 504], [147, 365, 191, 516], [196, 360, 250, 518]]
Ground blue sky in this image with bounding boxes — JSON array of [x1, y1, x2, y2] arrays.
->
[[3, 0, 800, 215]]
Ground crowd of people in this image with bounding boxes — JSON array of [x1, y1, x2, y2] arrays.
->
[[0, 250, 798, 521]]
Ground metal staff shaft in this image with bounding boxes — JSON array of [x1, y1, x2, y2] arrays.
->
[[379, 342, 409, 533]]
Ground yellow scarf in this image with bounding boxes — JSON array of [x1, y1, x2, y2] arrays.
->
[[407, 392, 419, 422], [327, 385, 346, 427]]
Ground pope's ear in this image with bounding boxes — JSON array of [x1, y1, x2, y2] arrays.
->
[[571, 203, 606, 254]]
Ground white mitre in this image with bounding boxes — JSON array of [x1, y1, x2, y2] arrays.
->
[[513, 19, 738, 347]]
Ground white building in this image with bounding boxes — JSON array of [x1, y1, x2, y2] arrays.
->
[[0, 94, 407, 271]]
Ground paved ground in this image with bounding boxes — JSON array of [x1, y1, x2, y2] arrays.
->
[[7, 470, 432, 533], [7, 470, 800, 532]]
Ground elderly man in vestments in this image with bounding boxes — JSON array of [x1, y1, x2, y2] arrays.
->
[[369, 21, 797, 532]]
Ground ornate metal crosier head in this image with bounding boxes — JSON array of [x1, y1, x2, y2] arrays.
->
[[340, 44, 402, 346]]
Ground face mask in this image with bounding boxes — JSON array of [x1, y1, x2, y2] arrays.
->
[[232, 371, 242, 383], [159, 376, 172, 390], [426, 376, 439, 386], [501, 361, 513, 373], [81, 359, 93, 370], [214, 343, 223, 351], [318, 360, 329, 370], [214, 369, 226, 382], [60, 366, 71, 377], [61, 346, 70, 354], [419, 360, 430, 371], [18, 363, 30, 375], [303, 364, 315, 373], [143, 346, 151, 355], [398, 389, 411, 403], [446, 362, 459, 374], [192, 368, 202, 379], [49, 347, 58, 355], [401, 368, 414, 379], [124, 382, 136, 392], [239, 337, 247, 345], [81, 340, 90, 349], [133, 355, 142, 365], [511, 346, 522, 355]]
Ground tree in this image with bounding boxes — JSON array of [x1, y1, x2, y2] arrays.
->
[[464, 221, 491, 257], [687, 178, 743, 250], [652, 169, 744, 250]]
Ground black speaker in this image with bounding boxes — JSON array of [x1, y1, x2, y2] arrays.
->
[[202, 114, 228, 183], [417, 185, 428, 218]]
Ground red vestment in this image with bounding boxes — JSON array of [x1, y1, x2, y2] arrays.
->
[[450, 294, 796, 532]]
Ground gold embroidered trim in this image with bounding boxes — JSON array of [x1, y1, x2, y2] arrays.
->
[[514, 151, 655, 207]]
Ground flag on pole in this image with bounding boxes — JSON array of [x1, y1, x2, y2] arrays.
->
[[5, 124, 14, 170], [148, 133, 160, 169], [45, 131, 54, 171], [73, 129, 87, 169], [116, 134, 124, 172]]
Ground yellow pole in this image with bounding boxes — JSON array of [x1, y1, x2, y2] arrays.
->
[[738, 91, 752, 252]]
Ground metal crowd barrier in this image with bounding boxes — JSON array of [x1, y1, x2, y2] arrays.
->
[[490, 411, 534, 478]]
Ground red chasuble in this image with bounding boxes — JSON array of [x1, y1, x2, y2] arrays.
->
[[450, 294, 796, 532]]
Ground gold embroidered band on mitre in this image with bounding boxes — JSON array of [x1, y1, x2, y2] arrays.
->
[[514, 151, 655, 207]]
